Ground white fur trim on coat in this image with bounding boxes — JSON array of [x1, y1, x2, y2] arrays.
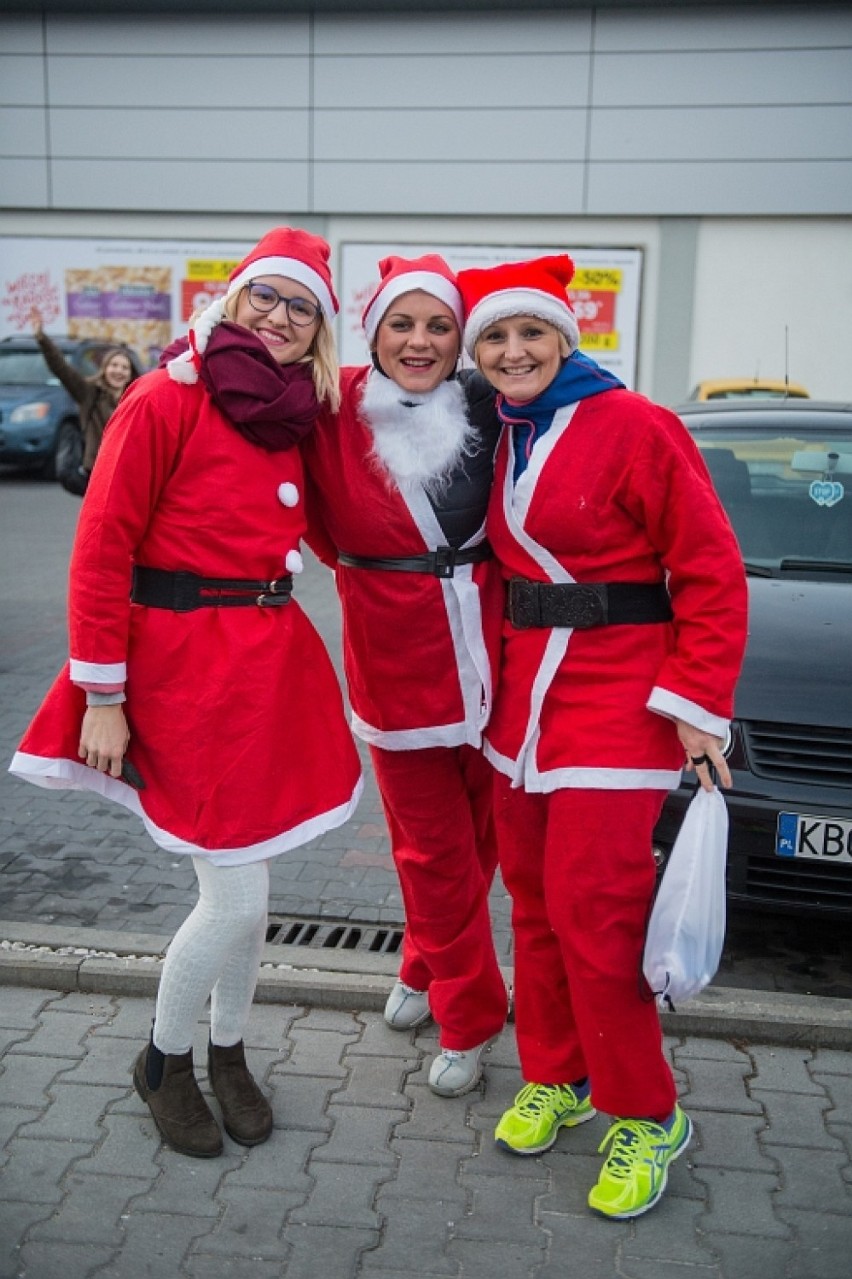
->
[[360, 372, 474, 497]]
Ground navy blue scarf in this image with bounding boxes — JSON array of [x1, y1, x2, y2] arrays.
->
[[498, 351, 624, 481]]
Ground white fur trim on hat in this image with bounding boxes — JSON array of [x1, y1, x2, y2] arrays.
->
[[463, 288, 580, 358], [363, 271, 464, 345], [228, 256, 336, 320]]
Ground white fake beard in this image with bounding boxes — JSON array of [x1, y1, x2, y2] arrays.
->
[[360, 370, 475, 497]]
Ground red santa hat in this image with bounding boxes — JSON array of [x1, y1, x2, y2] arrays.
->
[[362, 254, 464, 346], [168, 226, 337, 384], [457, 254, 580, 358]]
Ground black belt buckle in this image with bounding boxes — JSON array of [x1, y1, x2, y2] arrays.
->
[[433, 547, 457, 578], [545, 584, 608, 629], [508, 580, 609, 629], [257, 577, 292, 607]]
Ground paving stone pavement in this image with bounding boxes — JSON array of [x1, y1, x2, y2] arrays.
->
[[1, 984, 851, 1279]]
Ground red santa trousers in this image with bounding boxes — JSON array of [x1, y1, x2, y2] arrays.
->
[[493, 774, 677, 1121], [370, 744, 508, 1050]]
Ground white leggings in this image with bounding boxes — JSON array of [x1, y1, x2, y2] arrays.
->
[[153, 857, 270, 1056]]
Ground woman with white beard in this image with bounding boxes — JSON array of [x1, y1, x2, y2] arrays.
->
[[302, 255, 508, 1097]]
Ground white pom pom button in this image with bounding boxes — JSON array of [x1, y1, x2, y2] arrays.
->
[[285, 550, 304, 574], [277, 482, 299, 507]]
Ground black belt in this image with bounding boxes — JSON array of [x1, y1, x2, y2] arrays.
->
[[131, 566, 293, 611], [337, 542, 493, 580], [507, 579, 673, 630]]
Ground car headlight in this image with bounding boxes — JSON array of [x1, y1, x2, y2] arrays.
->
[[9, 402, 51, 423]]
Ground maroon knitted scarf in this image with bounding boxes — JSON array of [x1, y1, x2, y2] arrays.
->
[[160, 321, 321, 452]]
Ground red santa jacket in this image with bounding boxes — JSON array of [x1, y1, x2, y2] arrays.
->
[[11, 370, 362, 859], [302, 365, 504, 750], [484, 389, 748, 792]]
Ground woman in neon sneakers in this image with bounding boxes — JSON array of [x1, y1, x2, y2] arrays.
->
[[456, 255, 748, 1217], [302, 254, 508, 1097]]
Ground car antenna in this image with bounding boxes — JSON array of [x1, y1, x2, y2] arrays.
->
[[784, 325, 790, 399]]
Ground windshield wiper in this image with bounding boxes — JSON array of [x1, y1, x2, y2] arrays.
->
[[743, 561, 774, 577], [778, 558, 852, 573]]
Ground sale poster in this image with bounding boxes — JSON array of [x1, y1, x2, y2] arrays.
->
[[0, 237, 247, 367]]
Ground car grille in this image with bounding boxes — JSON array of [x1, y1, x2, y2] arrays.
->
[[745, 854, 852, 911], [744, 721, 852, 787]]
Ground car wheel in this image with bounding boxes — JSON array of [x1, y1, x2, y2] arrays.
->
[[44, 418, 80, 483]]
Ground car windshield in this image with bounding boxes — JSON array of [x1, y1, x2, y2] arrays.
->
[[696, 427, 852, 576], [0, 350, 58, 386]]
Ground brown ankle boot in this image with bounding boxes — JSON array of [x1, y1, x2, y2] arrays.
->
[[207, 1040, 273, 1146], [133, 1042, 223, 1158]]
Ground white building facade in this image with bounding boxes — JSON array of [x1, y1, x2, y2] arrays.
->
[[1, 1, 850, 401]]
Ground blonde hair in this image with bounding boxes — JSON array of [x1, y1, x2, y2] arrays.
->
[[311, 317, 341, 413], [222, 287, 340, 413]]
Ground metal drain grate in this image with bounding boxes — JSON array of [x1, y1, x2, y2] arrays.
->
[[266, 915, 403, 955]]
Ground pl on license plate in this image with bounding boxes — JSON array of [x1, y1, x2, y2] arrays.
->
[[776, 812, 852, 863]]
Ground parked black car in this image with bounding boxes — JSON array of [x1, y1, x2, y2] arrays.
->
[[0, 334, 143, 479], [654, 399, 852, 917]]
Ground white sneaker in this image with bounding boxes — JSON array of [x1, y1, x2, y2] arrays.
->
[[383, 980, 431, 1031], [428, 1039, 494, 1098]]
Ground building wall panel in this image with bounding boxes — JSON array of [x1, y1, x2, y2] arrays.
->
[[313, 160, 585, 215], [0, 6, 849, 217], [314, 108, 587, 162], [48, 108, 309, 162], [313, 53, 590, 110], [50, 159, 310, 212]]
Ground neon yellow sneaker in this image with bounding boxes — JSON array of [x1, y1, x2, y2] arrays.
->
[[588, 1105, 693, 1219], [495, 1082, 596, 1155]]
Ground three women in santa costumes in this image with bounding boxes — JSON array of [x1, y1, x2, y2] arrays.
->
[[10, 227, 363, 1158], [455, 253, 748, 1219], [12, 236, 747, 1221], [302, 254, 508, 1097]]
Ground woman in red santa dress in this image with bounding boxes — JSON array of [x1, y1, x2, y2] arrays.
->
[[10, 227, 362, 1159], [456, 254, 748, 1218], [301, 254, 508, 1097]]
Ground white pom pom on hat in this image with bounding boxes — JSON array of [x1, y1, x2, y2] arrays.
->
[[167, 226, 337, 385], [457, 254, 580, 358], [362, 253, 464, 346]]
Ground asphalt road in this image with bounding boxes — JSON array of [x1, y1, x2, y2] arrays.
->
[[1, 466, 850, 1001]]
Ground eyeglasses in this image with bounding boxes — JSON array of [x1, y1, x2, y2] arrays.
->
[[245, 281, 321, 327]]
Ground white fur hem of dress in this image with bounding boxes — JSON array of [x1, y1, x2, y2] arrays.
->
[[9, 751, 364, 867]]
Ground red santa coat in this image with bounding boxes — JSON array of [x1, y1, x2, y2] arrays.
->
[[484, 389, 748, 791], [10, 370, 362, 863], [302, 366, 503, 750]]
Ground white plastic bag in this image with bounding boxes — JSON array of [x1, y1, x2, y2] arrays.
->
[[643, 786, 729, 1009]]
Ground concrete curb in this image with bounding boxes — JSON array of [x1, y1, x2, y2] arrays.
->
[[2, 920, 850, 1050]]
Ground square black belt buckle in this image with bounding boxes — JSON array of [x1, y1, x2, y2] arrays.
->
[[433, 547, 458, 578], [544, 584, 608, 629]]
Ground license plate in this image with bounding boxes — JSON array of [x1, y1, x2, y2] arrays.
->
[[776, 812, 852, 864]]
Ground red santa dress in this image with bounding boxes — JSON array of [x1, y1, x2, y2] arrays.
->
[[486, 386, 748, 1117], [302, 365, 508, 1048], [10, 368, 362, 865]]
